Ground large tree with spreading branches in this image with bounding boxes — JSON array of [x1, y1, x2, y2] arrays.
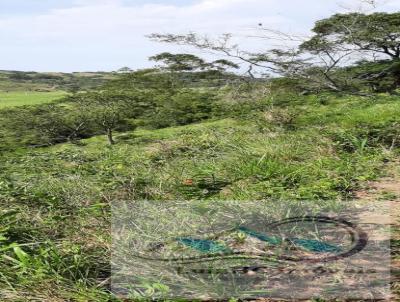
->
[[149, 10, 400, 93]]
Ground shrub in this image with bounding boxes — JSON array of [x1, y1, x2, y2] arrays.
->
[[148, 89, 217, 128]]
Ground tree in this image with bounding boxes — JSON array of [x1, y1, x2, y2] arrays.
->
[[149, 11, 400, 93], [149, 52, 208, 72], [107, 68, 177, 92], [300, 12, 400, 92], [149, 52, 239, 73], [105, 61, 223, 129], [74, 91, 147, 145], [149, 89, 217, 128], [117, 67, 133, 73], [148, 33, 281, 78], [0, 104, 93, 148], [108, 54, 239, 104], [302, 12, 400, 59], [149, 52, 240, 87]]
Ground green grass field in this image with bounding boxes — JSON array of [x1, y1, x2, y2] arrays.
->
[[0, 91, 67, 108]]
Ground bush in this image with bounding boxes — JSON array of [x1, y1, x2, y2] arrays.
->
[[148, 89, 217, 128], [0, 104, 98, 149]]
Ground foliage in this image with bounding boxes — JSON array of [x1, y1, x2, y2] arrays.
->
[[0, 90, 149, 149], [150, 12, 400, 93], [106, 68, 223, 129], [0, 104, 95, 149], [150, 52, 239, 73], [302, 12, 400, 59], [0, 70, 115, 93], [150, 52, 209, 72], [300, 12, 400, 92], [69, 90, 148, 144], [148, 89, 218, 128]]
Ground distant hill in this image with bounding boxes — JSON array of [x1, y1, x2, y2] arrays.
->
[[0, 70, 117, 92]]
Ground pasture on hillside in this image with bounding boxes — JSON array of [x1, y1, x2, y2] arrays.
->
[[0, 91, 67, 108]]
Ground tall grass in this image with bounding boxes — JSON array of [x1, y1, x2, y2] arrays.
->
[[0, 94, 398, 300]]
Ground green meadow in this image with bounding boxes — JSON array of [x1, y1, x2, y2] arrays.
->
[[0, 91, 67, 108]]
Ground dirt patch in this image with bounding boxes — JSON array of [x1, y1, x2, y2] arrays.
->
[[355, 177, 400, 202], [249, 163, 400, 301], [342, 164, 400, 301]]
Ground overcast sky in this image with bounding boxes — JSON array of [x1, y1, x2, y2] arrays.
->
[[1, 0, 399, 72]]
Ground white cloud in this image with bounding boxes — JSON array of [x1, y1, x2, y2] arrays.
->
[[73, 0, 123, 6], [0, 0, 398, 72]]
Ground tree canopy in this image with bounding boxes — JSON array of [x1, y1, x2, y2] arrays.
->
[[301, 12, 400, 59]]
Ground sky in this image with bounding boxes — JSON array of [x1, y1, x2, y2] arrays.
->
[[0, 0, 399, 72]]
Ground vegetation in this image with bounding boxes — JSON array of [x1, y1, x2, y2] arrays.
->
[[0, 70, 115, 93], [0, 7, 399, 301], [299, 12, 400, 92], [0, 91, 67, 108], [150, 11, 400, 94]]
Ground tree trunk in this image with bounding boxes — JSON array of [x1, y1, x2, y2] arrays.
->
[[107, 128, 115, 145]]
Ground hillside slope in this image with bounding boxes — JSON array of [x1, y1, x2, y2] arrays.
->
[[0, 70, 115, 92], [0, 94, 399, 300]]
